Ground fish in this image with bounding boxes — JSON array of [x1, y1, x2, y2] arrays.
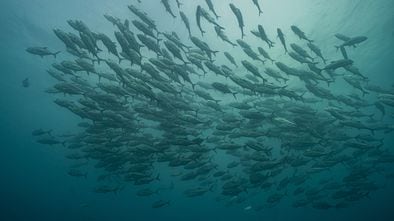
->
[[229, 4, 245, 39], [190, 36, 218, 56], [212, 82, 237, 99], [336, 36, 368, 49], [180, 11, 192, 37], [152, 200, 170, 208], [205, 0, 220, 19], [32, 129, 53, 136], [243, 48, 265, 63], [290, 43, 314, 60], [176, 0, 182, 8], [68, 169, 87, 178], [215, 26, 237, 47], [339, 46, 348, 59], [128, 5, 157, 30], [252, 0, 263, 15], [307, 43, 326, 64], [277, 28, 288, 53], [199, 6, 224, 29], [291, 25, 313, 43], [196, 6, 206, 36], [22, 78, 30, 88], [257, 25, 274, 48], [257, 47, 275, 64], [241, 60, 266, 82], [323, 59, 353, 71], [26, 47, 60, 58], [224, 52, 238, 67], [161, 0, 177, 18]]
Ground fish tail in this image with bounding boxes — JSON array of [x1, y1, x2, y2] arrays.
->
[[118, 56, 124, 64], [53, 51, 61, 58], [212, 51, 219, 56], [47, 129, 54, 137], [232, 92, 238, 100]]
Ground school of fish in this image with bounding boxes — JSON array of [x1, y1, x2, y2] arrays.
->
[[27, 0, 394, 211]]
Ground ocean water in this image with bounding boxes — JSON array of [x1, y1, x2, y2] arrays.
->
[[0, 0, 394, 221]]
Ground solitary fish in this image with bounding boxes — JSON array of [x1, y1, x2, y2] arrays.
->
[[26, 47, 60, 58]]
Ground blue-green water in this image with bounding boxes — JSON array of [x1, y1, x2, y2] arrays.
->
[[1, 0, 394, 220]]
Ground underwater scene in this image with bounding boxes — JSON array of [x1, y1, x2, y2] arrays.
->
[[1, 0, 394, 220]]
